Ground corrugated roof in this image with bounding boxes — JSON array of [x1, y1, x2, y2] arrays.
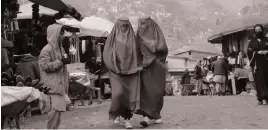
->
[[170, 44, 221, 56], [208, 15, 268, 43]]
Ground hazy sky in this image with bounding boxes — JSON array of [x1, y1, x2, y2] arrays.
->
[[214, 0, 253, 14]]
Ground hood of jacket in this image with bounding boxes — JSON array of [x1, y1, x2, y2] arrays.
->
[[47, 24, 63, 50]]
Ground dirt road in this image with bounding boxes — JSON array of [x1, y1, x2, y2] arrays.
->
[[22, 96, 268, 129]]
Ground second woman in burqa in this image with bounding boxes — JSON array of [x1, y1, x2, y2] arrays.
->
[[135, 17, 168, 127], [247, 24, 268, 105], [103, 17, 141, 129]]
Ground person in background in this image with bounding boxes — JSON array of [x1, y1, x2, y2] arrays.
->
[[180, 69, 191, 95], [222, 55, 231, 95], [103, 17, 141, 129], [212, 56, 228, 96], [15, 49, 40, 80], [39, 24, 71, 129], [1, 37, 15, 77], [135, 17, 168, 127], [194, 60, 203, 96], [247, 24, 268, 105], [181, 69, 191, 85], [207, 57, 213, 71]]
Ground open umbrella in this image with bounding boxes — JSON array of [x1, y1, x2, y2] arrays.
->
[[56, 16, 114, 37], [208, 15, 268, 43], [56, 18, 80, 28], [79, 16, 114, 37]]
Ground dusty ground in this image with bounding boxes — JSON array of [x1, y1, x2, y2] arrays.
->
[[22, 96, 268, 129]]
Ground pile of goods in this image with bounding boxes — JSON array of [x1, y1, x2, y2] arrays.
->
[[1, 72, 50, 93]]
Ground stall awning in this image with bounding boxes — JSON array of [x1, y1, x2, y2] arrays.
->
[[56, 16, 114, 37], [18, 2, 58, 19], [208, 15, 268, 43], [29, 0, 66, 11]]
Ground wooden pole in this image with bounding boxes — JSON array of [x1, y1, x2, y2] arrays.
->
[[231, 73, 236, 95]]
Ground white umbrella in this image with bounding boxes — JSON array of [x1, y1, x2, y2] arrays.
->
[[18, 2, 58, 19], [56, 18, 80, 28], [79, 16, 114, 37], [56, 16, 114, 37]]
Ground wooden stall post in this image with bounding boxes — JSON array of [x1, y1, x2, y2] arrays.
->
[[231, 73, 236, 95]]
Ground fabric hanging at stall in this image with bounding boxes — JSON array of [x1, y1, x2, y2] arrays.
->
[[229, 38, 233, 54], [233, 39, 238, 52], [237, 52, 245, 67], [222, 38, 228, 55], [7, 19, 19, 32], [79, 39, 97, 73], [81, 40, 86, 54], [234, 34, 241, 52], [96, 44, 102, 57], [239, 39, 244, 53], [2, 19, 19, 41], [69, 33, 80, 63]]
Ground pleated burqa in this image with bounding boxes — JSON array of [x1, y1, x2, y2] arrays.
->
[[135, 17, 168, 119], [103, 18, 141, 120]]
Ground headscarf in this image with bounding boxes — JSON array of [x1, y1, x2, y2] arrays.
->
[[253, 24, 265, 38], [103, 18, 140, 75], [136, 17, 168, 67]]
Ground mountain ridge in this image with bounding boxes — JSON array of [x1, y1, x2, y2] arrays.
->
[[18, 0, 255, 52]]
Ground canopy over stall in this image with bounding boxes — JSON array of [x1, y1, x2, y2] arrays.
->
[[56, 16, 114, 37], [29, 0, 83, 21], [17, 2, 57, 19], [29, 0, 66, 11], [208, 15, 268, 43]]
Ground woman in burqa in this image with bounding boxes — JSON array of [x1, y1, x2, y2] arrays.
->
[[135, 17, 168, 127], [247, 24, 268, 105], [103, 17, 141, 129]]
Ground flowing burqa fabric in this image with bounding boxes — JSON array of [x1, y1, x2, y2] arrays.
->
[[103, 18, 141, 120], [247, 36, 268, 101], [135, 17, 168, 119]]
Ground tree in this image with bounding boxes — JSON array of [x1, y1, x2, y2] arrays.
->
[[241, 0, 268, 16]]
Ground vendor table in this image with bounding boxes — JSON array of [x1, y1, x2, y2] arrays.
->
[[69, 72, 102, 105], [1, 86, 40, 129]]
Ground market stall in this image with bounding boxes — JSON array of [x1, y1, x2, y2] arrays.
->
[[17, 2, 57, 20], [56, 16, 114, 102], [207, 15, 268, 95], [1, 0, 83, 128], [208, 15, 268, 67], [1, 86, 40, 129], [56, 16, 114, 37]]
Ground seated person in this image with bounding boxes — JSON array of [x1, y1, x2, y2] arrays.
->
[[15, 49, 40, 80], [1, 38, 15, 77]]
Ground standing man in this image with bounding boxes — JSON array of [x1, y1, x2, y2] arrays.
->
[[181, 69, 191, 85], [194, 60, 203, 96], [212, 56, 228, 96], [247, 24, 268, 105], [135, 17, 168, 127], [181, 69, 191, 95], [39, 24, 70, 129]]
